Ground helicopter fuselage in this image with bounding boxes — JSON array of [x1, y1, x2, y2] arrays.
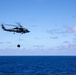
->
[[1, 24, 30, 34]]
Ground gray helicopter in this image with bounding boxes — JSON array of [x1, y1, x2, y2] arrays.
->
[[1, 23, 30, 34]]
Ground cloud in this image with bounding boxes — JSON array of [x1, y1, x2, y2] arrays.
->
[[6, 42, 11, 44], [50, 36, 58, 39], [44, 44, 76, 55], [72, 38, 76, 43], [63, 41, 70, 44], [33, 45, 45, 48], [65, 25, 76, 33], [68, 44, 76, 49], [74, 34, 76, 36], [46, 24, 71, 35], [34, 37, 40, 40], [46, 30, 53, 34], [73, 38, 76, 40], [46, 29, 63, 34], [0, 42, 12, 44], [71, 26, 76, 32], [64, 25, 76, 33], [47, 25, 76, 35], [0, 42, 4, 44], [54, 43, 76, 50]]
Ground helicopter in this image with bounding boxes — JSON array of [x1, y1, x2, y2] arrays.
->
[[1, 23, 30, 48], [1, 23, 30, 34]]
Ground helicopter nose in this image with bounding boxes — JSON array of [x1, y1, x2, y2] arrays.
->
[[26, 29, 30, 33]]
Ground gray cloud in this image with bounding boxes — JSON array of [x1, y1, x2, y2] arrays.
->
[[33, 45, 45, 48], [74, 34, 76, 36], [50, 36, 58, 39], [63, 41, 70, 44], [48, 43, 76, 51], [68, 44, 76, 49], [0, 42, 12, 44], [73, 38, 76, 40], [6, 42, 11, 44], [65, 25, 76, 33], [47, 24, 76, 35], [34, 37, 40, 40], [46, 29, 63, 34], [0, 42, 4, 44], [73, 38, 76, 43]]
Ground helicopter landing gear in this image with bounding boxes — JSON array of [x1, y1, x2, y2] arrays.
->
[[17, 44, 20, 48]]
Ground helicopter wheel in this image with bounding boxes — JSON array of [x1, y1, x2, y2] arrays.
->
[[17, 44, 20, 48]]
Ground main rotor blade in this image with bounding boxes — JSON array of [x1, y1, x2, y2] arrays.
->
[[15, 22, 21, 25], [15, 22, 22, 27], [5, 24, 17, 26]]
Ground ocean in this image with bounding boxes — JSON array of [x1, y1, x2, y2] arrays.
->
[[0, 56, 76, 75]]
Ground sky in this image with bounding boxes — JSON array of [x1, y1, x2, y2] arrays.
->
[[0, 0, 76, 55]]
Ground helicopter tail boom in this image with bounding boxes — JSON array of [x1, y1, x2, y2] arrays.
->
[[1, 24, 6, 30]]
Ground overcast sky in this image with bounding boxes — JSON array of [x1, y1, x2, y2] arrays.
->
[[0, 0, 76, 55]]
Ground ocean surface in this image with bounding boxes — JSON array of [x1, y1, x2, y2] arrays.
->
[[0, 56, 76, 75]]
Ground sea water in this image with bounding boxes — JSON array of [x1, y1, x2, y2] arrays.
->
[[0, 56, 76, 75]]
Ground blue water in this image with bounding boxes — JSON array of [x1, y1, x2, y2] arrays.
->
[[0, 56, 76, 75]]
